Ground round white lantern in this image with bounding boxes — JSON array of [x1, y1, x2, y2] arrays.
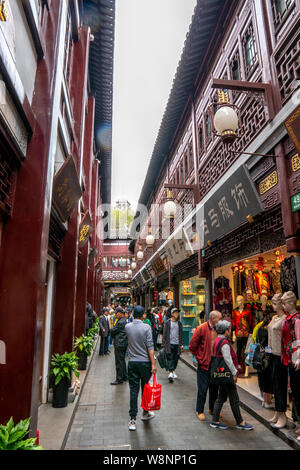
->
[[131, 261, 137, 270], [164, 199, 177, 219], [214, 105, 239, 141], [137, 250, 144, 261], [146, 234, 155, 247], [127, 269, 132, 276]]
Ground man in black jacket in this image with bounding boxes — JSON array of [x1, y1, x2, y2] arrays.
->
[[99, 308, 110, 356], [110, 307, 128, 385]]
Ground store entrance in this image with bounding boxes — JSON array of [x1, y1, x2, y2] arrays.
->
[[179, 276, 206, 349], [213, 245, 296, 414]]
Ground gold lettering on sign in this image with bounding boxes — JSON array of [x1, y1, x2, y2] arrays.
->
[[292, 154, 300, 172], [259, 171, 278, 195]]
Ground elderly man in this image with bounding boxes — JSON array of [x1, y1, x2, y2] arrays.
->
[[99, 308, 110, 356], [189, 310, 222, 421]]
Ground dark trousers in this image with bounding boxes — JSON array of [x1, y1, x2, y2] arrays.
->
[[114, 347, 127, 382], [153, 329, 158, 351], [213, 383, 243, 425], [289, 366, 300, 422], [128, 361, 152, 419], [99, 336, 108, 355], [167, 344, 180, 372], [196, 365, 218, 413], [236, 337, 248, 366], [270, 354, 288, 412]]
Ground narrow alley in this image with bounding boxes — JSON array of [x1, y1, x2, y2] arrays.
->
[[64, 342, 290, 451]]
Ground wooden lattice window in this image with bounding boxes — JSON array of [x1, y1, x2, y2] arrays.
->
[[242, 23, 258, 78], [189, 143, 193, 169], [64, 11, 73, 82], [271, 0, 295, 32], [184, 153, 188, 176], [230, 49, 241, 81], [199, 124, 204, 155], [205, 113, 212, 146], [180, 161, 184, 184]]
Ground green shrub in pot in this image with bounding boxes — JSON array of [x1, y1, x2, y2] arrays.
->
[[50, 352, 80, 407], [0, 417, 43, 450], [74, 335, 94, 370]]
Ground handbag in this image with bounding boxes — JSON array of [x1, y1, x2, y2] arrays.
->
[[210, 338, 234, 385], [245, 343, 258, 367], [252, 343, 270, 371], [245, 335, 254, 355], [157, 348, 167, 369], [141, 374, 162, 411]]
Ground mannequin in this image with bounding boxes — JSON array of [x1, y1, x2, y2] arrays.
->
[[281, 291, 300, 440], [232, 295, 253, 377], [267, 294, 288, 428]]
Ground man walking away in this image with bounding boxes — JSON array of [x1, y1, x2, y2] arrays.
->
[[125, 305, 157, 431], [99, 308, 110, 356], [110, 307, 128, 385], [189, 310, 222, 421], [163, 308, 184, 382]]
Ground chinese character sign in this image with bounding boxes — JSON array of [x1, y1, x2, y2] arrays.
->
[[52, 156, 82, 222], [78, 211, 93, 249], [198, 165, 263, 246]]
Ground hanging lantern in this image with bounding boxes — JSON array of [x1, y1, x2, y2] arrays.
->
[[274, 250, 283, 268], [146, 227, 155, 247], [127, 269, 132, 276], [131, 258, 137, 270], [125, 273, 129, 279], [137, 245, 144, 261], [212, 90, 240, 144], [163, 190, 177, 219], [256, 257, 265, 271]]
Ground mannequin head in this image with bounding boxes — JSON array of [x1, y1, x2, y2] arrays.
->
[[282, 291, 297, 315], [236, 295, 244, 309], [261, 294, 268, 309], [272, 293, 284, 314]]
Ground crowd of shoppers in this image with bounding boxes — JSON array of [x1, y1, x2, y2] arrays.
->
[[98, 302, 254, 433]]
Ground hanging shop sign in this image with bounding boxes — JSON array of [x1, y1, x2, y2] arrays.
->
[[165, 228, 194, 266], [52, 156, 82, 222], [78, 210, 93, 249], [291, 193, 300, 212], [195, 164, 263, 247], [141, 267, 151, 283], [151, 254, 166, 276], [285, 105, 300, 154]]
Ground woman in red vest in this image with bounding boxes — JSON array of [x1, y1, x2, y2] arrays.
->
[[210, 320, 254, 431]]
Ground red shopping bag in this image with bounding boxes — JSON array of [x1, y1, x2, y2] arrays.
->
[[141, 374, 162, 411]]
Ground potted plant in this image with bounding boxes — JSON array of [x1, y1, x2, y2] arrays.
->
[[87, 325, 98, 341], [0, 417, 43, 450], [74, 335, 94, 370], [50, 352, 79, 408]]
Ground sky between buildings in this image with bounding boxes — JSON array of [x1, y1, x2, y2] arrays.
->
[[111, 0, 197, 211]]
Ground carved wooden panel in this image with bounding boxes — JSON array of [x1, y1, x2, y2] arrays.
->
[[203, 206, 283, 261], [0, 152, 17, 214], [271, 0, 296, 33], [198, 95, 267, 199], [274, 22, 300, 104]]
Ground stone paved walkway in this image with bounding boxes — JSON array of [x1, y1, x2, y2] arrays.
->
[[65, 343, 290, 450]]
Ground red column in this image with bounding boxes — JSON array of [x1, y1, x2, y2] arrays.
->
[[0, 4, 62, 432]]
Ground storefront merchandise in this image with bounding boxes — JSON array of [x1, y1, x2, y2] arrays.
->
[[179, 277, 206, 349]]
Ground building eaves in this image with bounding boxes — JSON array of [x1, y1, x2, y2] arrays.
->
[[136, 0, 237, 210], [85, 0, 116, 205]]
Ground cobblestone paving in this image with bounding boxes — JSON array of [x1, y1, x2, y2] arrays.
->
[[65, 344, 290, 450]]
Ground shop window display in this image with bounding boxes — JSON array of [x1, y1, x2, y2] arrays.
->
[[213, 247, 300, 428], [180, 277, 206, 349]]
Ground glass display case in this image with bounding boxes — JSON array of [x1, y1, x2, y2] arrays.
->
[[180, 277, 206, 349]]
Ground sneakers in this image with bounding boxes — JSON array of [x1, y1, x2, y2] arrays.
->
[[168, 372, 174, 383], [172, 372, 178, 379], [235, 422, 254, 431], [128, 419, 136, 431], [210, 421, 228, 430], [141, 411, 155, 421]]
